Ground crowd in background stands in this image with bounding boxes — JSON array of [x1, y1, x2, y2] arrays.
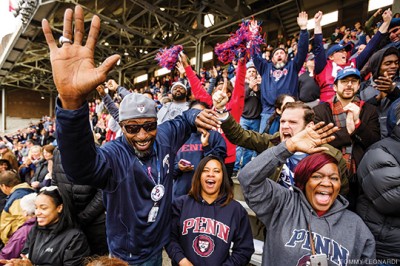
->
[[0, 6, 399, 266]]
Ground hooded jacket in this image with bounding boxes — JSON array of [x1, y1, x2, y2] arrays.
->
[[166, 195, 254, 266], [359, 46, 400, 138], [356, 98, 400, 259], [239, 142, 375, 265], [55, 99, 200, 264]]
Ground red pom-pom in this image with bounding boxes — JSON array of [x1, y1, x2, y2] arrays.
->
[[155, 45, 183, 70], [214, 18, 265, 64]]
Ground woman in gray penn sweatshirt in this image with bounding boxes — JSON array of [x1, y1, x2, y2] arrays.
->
[[239, 122, 375, 266]]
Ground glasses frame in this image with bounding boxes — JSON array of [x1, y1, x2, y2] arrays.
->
[[121, 121, 157, 134]]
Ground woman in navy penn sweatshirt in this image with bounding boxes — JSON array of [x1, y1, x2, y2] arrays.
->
[[166, 155, 254, 266]]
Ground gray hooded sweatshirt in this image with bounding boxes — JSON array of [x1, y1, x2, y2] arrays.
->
[[239, 142, 375, 265]]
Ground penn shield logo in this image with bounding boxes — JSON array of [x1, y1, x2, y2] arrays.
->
[[137, 104, 146, 113], [193, 235, 215, 257]]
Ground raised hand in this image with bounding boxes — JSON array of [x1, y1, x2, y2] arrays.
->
[[313, 11, 323, 34], [210, 66, 218, 79], [249, 19, 260, 36], [178, 52, 190, 68], [96, 84, 107, 97], [42, 5, 120, 110], [378, 8, 392, 33], [314, 11, 323, 26], [297, 11, 308, 30], [175, 61, 186, 75], [212, 90, 229, 110], [286, 122, 339, 154], [106, 79, 119, 91], [195, 109, 221, 132], [382, 8, 392, 23]]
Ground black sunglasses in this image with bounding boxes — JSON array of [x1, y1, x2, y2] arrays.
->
[[122, 121, 157, 134]]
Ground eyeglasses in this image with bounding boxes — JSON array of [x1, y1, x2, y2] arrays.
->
[[339, 78, 359, 85], [122, 121, 157, 134]]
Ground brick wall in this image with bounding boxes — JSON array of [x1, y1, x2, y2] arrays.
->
[[1, 90, 53, 119]]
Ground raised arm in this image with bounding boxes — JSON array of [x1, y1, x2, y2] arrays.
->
[[293, 12, 309, 71], [313, 11, 327, 74]]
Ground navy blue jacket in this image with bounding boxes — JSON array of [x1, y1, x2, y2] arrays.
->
[[253, 29, 309, 113], [55, 99, 200, 264], [173, 132, 226, 198], [166, 195, 254, 265]]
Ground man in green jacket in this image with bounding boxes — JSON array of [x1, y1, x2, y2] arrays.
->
[[217, 101, 349, 195]]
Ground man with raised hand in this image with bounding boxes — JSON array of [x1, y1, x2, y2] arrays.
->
[[42, 6, 220, 265], [252, 11, 310, 133]]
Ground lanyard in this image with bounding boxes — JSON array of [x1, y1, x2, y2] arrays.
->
[[137, 143, 161, 186]]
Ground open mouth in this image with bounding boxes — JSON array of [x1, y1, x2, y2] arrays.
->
[[315, 191, 332, 205], [281, 132, 291, 139], [134, 140, 151, 150], [205, 179, 216, 188], [37, 217, 46, 224]]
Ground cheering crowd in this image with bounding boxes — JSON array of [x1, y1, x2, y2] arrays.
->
[[0, 4, 399, 266]]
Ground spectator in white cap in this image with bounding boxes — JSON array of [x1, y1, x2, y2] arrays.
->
[[41, 5, 221, 265], [157, 81, 190, 125]]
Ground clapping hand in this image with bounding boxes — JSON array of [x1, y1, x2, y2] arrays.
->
[[42, 6, 120, 110]]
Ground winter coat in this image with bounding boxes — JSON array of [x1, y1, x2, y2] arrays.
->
[[356, 98, 400, 259], [185, 59, 246, 164], [21, 224, 90, 266]]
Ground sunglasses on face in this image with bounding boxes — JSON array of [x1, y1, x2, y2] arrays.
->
[[122, 121, 157, 134]]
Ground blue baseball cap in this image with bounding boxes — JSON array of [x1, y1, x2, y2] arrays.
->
[[389, 18, 400, 30], [334, 67, 361, 83], [326, 42, 352, 57]]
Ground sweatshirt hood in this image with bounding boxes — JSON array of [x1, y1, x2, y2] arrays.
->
[[367, 47, 399, 80]]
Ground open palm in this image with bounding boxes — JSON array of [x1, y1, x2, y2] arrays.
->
[[42, 6, 120, 109]]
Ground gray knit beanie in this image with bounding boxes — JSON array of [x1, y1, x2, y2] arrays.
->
[[119, 93, 157, 121]]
